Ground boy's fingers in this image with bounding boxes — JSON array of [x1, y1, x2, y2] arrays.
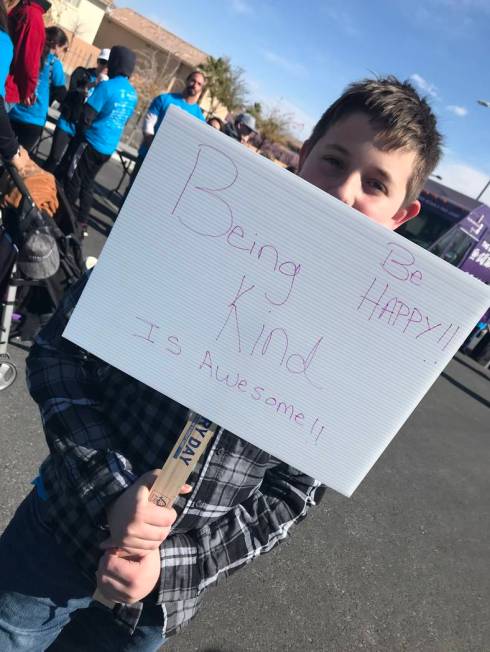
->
[[97, 552, 132, 586], [97, 557, 137, 603], [100, 528, 166, 550], [134, 470, 161, 501], [142, 469, 161, 488], [179, 484, 193, 494], [140, 504, 177, 528]]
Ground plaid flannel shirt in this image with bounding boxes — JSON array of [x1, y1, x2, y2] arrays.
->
[[26, 273, 323, 636]]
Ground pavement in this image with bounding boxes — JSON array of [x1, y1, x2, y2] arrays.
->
[[1, 154, 489, 651]]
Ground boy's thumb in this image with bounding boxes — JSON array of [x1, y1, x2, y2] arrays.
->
[[137, 469, 160, 492]]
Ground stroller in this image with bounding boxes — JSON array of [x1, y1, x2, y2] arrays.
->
[[0, 165, 85, 390]]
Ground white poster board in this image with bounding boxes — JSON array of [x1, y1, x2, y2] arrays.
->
[[64, 106, 490, 496]]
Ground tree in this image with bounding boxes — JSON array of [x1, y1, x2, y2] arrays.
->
[[131, 47, 181, 112], [255, 107, 293, 148], [124, 47, 182, 147], [200, 56, 247, 114]]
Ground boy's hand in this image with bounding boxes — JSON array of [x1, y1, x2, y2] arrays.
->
[[96, 547, 161, 604], [102, 470, 192, 557]]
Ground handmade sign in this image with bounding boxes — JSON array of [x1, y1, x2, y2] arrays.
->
[[64, 106, 490, 497]]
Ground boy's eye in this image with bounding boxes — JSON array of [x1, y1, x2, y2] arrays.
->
[[366, 179, 387, 194], [322, 156, 343, 169]]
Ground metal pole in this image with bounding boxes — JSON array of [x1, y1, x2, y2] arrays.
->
[[476, 179, 490, 201]]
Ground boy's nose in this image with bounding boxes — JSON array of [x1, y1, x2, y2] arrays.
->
[[330, 175, 358, 207]]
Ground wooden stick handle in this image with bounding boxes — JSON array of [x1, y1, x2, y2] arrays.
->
[[148, 412, 217, 507], [93, 411, 217, 608]]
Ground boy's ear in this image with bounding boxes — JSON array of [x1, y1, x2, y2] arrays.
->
[[392, 199, 421, 227], [298, 139, 312, 172]]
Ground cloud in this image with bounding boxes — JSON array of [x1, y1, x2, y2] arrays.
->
[[229, 0, 253, 14], [435, 159, 490, 202], [261, 49, 307, 77], [410, 73, 439, 98], [446, 105, 468, 117], [319, 6, 359, 36]]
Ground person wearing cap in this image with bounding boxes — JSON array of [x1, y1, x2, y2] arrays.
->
[[223, 112, 257, 144], [44, 48, 111, 174], [60, 45, 138, 237]]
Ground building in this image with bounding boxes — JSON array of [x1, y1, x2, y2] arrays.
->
[[46, 0, 113, 73], [50, 0, 113, 44], [93, 7, 224, 118]]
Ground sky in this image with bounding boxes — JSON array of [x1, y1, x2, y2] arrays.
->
[[123, 0, 490, 203]]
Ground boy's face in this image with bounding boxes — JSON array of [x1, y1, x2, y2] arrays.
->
[[298, 112, 421, 230]]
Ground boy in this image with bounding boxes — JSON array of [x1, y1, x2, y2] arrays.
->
[[0, 76, 442, 651]]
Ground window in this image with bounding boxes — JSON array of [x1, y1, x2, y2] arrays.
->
[[396, 207, 453, 249], [429, 228, 476, 267]]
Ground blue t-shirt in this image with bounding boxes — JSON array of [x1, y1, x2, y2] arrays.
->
[[138, 92, 206, 157], [9, 53, 65, 127], [0, 30, 13, 98], [85, 76, 137, 155], [57, 115, 76, 136]]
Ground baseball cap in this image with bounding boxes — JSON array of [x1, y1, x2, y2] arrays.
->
[[98, 48, 111, 62], [18, 230, 60, 280], [236, 113, 257, 132]]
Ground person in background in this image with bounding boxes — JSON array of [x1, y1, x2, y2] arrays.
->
[[4, 0, 50, 109], [206, 115, 223, 131], [138, 70, 206, 160], [0, 0, 34, 172], [8, 25, 67, 153], [61, 45, 138, 237], [125, 70, 206, 197], [70, 47, 111, 100], [44, 48, 111, 174], [223, 112, 257, 145]]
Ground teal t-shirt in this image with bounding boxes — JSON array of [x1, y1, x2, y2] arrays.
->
[[0, 29, 13, 98], [85, 76, 138, 155], [138, 93, 205, 157], [9, 53, 65, 127]]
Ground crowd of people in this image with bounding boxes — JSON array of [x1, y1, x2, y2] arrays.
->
[[1, 2, 449, 652], [0, 0, 261, 241]]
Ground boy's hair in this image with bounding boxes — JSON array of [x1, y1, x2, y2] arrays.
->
[[308, 76, 442, 203]]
